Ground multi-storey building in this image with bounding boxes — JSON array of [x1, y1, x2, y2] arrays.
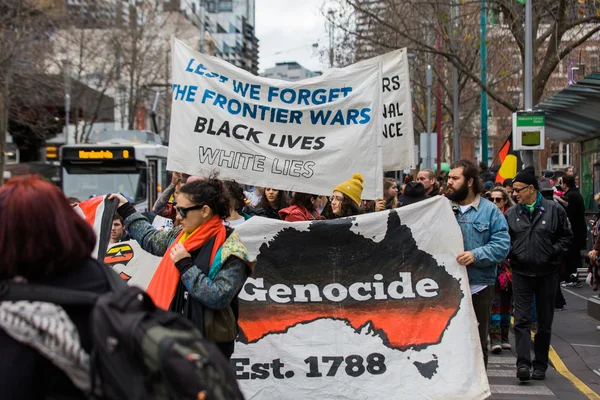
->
[[60, 0, 131, 27], [261, 62, 322, 81], [353, 0, 387, 62], [166, 0, 259, 74], [202, 0, 259, 74]]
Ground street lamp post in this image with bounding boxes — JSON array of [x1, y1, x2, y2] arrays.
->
[[63, 60, 71, 145], [426, 65, 433, 170], [480, 1, 488, 165], [452, 0, 460, 162], [328, 9, 335, 68], [521, 0, 534, 167]]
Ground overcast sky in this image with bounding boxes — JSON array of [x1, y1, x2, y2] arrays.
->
[[255, 0, 328, 74]]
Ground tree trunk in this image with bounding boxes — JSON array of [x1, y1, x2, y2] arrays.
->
[[128, 73, 135, 130], [0, 90, 6, 187], [0, 64, 12, 187]]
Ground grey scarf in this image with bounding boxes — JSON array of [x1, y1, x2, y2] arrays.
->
[[0, 300, 91, 392]]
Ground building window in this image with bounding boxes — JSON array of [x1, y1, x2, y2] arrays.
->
[[218, 0, 232, 11], [591, 54, 600, 73]]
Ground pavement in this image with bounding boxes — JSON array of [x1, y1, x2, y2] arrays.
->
[[487, 285, 600, 400]]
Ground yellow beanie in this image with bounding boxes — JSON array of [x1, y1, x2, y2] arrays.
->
[[334, 173, 364, 206]]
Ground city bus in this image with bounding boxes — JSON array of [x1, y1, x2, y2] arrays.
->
[[60, 132, 169, 211]]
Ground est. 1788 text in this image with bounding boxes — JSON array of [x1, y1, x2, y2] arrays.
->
[[231, 353, 387, 380]]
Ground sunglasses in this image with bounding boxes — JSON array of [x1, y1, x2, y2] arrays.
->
[[176, 204, 204, 219], [513, 185, 531, 194], [491, 197, 505, 203]]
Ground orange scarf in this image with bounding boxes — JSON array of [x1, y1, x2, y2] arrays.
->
[[146, 215, 226, 310]]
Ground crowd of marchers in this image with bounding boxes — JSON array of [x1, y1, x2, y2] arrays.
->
[[0, 158, 598, 398]]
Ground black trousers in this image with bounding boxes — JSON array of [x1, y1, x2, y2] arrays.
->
[[562, 247, 582, 282], [512, 272, 558, 371], [217, 341, 235, 360], [472, 285, 496, 368], [555, 279, 567, 308]]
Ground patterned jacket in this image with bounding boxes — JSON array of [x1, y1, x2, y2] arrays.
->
[[122, 207, 251, 310]]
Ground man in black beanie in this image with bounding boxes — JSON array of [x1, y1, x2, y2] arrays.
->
[[505, 166, 573, 382]]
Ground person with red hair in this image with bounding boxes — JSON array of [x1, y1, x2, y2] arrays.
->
[[0, 176, 111, 398]]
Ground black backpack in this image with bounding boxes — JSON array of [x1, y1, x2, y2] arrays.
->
[[1, 266, 244, 400]]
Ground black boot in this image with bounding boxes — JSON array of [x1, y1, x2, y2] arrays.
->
[[517, 365, 531, 381]]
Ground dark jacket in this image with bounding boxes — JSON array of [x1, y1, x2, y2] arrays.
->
[[242, 205, 267, 218], [428, 184, 440, 197], [505, 197, 574, 276], [173, 231, 249, 359], [253, 205, 280, 220], [563, 188, 587, 250], [0, 258, 111, 400]]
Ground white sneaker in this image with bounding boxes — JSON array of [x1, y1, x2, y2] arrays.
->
[[502, 342, 512, 350], [491, 344, 502, 354]]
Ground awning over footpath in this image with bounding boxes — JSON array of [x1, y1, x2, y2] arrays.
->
[[537, 73, 600, 143]]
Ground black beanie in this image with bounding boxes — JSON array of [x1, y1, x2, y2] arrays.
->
[[513, 166, 539, 190], [404, 181, 427, 198]]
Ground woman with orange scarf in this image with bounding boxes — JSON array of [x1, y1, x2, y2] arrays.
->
[[110, 178, 252, 359]]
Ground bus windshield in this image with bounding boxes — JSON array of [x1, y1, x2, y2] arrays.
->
[[62, 164, 147, 203]]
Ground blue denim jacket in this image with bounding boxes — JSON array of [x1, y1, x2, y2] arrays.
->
[[453, 195, 511, 285]]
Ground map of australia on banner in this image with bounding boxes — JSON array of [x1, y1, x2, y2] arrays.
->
[[233, 197, 490, 399]]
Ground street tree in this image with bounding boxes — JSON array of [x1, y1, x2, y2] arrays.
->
[[0, 1, 62, 186], [325, 0, 600, 161]]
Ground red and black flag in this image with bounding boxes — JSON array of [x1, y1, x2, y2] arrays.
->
[[74, 195, 119, 260]]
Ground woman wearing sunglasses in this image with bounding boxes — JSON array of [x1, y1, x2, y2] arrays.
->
[[488, 186, 513, 355], [109, 177, 253, 360]]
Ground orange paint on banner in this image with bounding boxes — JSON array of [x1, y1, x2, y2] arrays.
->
[[239, 305, 457, 350]]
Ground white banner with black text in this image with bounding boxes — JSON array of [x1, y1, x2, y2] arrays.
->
[[232, 196, 489, 399], [168, 38, 383, 198]]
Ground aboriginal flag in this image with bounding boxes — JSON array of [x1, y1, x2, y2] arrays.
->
[[494, 134, 522, 184]]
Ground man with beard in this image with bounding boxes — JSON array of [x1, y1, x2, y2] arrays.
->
[[506, 167, 573, 382], [447, 159, 510, 369]]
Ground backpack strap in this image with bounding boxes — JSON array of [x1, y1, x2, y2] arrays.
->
[[0, 260, 127, 306], [0, 282, 98, 306], [0, 259, 129, 306]]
